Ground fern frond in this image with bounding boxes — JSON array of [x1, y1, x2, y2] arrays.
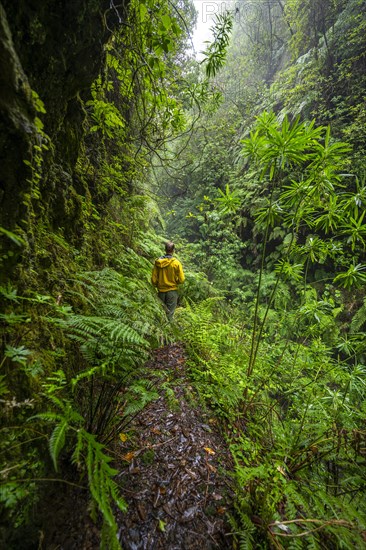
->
[[122, 379, 159, 416], [107, 321, 147, 346], [100, 520, 121, 550], [30, 411, 64, 423], [49, 420, 68, 472], [82, 430, 127, 526], [71, 429, 84, 467], [350, 297, 366, 333], [287, 539, 304, 550], [0, 375, 8, 397], [71, 364, 108, 390], [238, 513, 255, 550]]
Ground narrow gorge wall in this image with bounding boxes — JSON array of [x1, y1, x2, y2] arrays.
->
[[0, 0, 128, 281]]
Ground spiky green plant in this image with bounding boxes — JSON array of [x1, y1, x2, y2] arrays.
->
[[179, 294, 366, 548]]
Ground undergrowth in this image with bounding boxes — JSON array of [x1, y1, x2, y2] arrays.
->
[[0, 248, 170, 549], [177, 298, 366, 549]]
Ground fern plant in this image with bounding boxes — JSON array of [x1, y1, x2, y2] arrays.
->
[[177, 298, 250, 420], [180, 290, 366, 548], [1, 250, 169, 547], [62, 264, 166, 437], [34, 396, 127, 546]]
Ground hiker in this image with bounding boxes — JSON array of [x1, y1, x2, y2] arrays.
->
[[151, 241, 185, 320]]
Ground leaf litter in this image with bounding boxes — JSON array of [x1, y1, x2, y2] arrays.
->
[[114, 343, 235, 549]]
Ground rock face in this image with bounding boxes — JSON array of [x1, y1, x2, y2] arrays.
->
[[0, 3, 35, 231], [0, 0, 128, 275]]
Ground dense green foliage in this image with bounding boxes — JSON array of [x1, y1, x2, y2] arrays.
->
[[1, 0, 365, 548], [178, 297, 366, 548], [0, 252, 168, 545], [157, 1, 366, 547], [171, 111, 366, 547], [0, 0, 197, 546]]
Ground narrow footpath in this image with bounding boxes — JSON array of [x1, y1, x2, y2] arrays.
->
[[42, 344, 235, 549], [114, 343, 235, 549]]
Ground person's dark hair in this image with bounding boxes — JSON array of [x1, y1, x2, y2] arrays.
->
[[165, 241, 175, 255]]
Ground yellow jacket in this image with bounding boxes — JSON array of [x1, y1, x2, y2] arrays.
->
[[151, 256, 185, 292]]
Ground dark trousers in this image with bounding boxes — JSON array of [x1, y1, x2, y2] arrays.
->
[[158, 290, 178, 320]]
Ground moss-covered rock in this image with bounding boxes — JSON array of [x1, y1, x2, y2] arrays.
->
[[0, 0, 129, 282]]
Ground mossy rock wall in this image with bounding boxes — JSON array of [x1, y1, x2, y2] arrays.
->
[[0, 0, 129, 281]]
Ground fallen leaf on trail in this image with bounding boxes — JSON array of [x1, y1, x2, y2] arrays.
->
[[183, 505, 198, 520], [201, 424, 212, 432], [151, 427, 161, 434], [122, 451, 136, 462], [217, 507, 227, 514], [204, 446, 215, 455], [136, 503, 147, 521], [158, 519, 167, 532], [207, 463, 217, 473], [119, 433, 128, 442], [182, 427, 190, 438]]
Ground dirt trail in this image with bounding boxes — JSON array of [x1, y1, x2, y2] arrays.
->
[[40, 344, 235, 550], [115, 343, 235, 549]]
